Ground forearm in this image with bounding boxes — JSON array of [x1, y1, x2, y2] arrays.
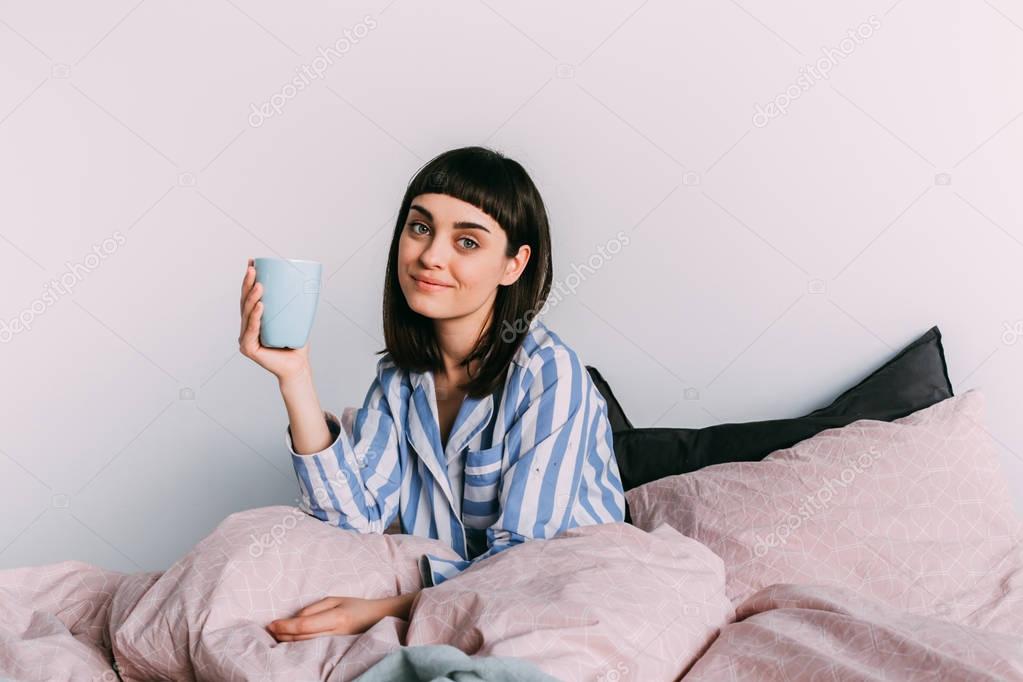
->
[[280, 367, 333, 455]]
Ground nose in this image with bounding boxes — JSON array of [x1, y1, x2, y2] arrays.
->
[[418, 235, 451, 268]]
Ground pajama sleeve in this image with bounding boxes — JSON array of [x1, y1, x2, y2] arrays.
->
[[287, 362, 402, 534], [419, 345, 622, 587]]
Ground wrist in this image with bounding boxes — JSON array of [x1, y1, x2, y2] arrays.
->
[[379, 592, 418, 620], [278, 365, 313, 394]]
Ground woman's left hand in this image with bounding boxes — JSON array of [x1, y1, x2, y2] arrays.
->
[[266, 596, 390, 641]]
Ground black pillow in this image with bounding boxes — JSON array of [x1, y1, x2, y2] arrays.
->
[[598, 326, 953, 522], [586, 365, 634, 433]]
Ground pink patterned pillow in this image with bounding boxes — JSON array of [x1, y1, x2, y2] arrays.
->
[[626, 390, 1023, 634]]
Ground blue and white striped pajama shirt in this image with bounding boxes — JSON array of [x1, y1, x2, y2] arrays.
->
[[287, 316, 626, 587]]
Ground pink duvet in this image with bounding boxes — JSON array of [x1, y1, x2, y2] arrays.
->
[[0, 507, 734, 681], [4, 512, 1021, 682], [2, 485, 1021, 679], [4, 556, 1021, 681]]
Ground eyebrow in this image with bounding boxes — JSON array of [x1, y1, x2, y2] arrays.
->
[[408, 204, 491, 233]]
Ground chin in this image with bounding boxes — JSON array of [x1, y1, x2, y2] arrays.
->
[[403, 293, 439, 317]]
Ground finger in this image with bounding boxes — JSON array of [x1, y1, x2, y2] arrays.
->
[[272, 609, 340, 635], [240, 261, 256, 312], [296, 597, 342, 617], [269, 609, 340, 636], [240, 301, 262, 351], [241, 281, 262, 323], [239, 267, 254, 318], [271, 630, 333, 642], [239, 292, 261, 344]]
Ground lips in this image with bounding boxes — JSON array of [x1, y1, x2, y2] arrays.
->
[[412, 274, 452, 287]]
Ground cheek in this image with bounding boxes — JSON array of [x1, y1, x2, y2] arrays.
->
[[397, 235, 415, 264], [456, 257, 505, 291]]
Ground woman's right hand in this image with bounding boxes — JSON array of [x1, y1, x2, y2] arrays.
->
[[239, 258, 312, 383]]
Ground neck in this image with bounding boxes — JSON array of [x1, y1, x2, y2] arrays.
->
[[432, 300, 495, 384]]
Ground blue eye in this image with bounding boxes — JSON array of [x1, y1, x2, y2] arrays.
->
[[459, 237, 479, 250]]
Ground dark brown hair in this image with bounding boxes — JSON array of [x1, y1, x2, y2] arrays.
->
[[378, 146, 552, 398]]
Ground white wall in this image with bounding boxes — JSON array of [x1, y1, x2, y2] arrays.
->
[[1, 0, 1020, 571]]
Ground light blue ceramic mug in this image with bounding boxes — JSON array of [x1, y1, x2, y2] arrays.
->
[[253, 257, 322, 349]]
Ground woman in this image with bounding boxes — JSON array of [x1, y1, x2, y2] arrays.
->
[[238, 146, 626, 641]]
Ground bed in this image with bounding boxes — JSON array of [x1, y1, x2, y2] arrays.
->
[[1, 326, 1020, 681]]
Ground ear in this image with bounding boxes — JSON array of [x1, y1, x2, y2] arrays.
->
[[500, 244, 531, 286]]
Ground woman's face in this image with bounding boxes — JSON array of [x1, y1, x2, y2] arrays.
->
[[397, 193, 530, 322]]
